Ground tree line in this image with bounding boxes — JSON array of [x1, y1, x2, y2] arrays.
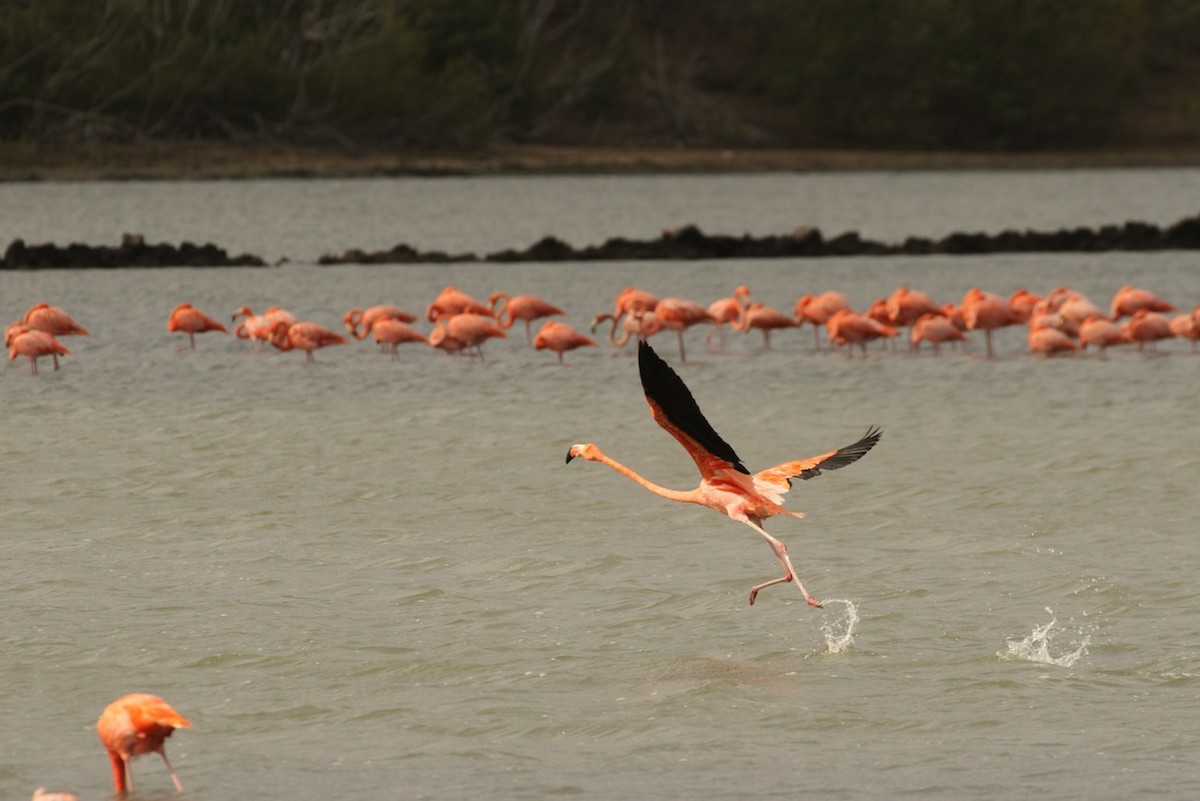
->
[[1, 0, 1198, 151]]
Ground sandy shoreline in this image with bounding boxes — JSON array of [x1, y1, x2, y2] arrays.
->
[[5, 141, 1200, 181]]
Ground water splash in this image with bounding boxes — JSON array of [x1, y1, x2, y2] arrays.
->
[[1000, 608, 1090, 667], [819, 598, 858, 654]]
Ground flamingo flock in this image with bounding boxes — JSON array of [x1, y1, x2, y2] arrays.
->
[[6, 283, 1199, 376]]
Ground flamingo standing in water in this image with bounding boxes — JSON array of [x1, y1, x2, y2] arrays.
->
[[705, 285, 749, 350], [650, 297, 716, 362], [268, 320, 348, 363], [96, 693, 190, 794], [962, 288, 1019, 359], [566, 340, 881, 607], [232, 306, 296, 345], [7, 324, 70, 374], [794, 291, 851, 349], [591, 309, 662, 349], [1110, 285, 1175, 320], [425, 287, 492, 321], [489, 292, 565, 345], [343, 305, 418, 340], [534, 320, 597, 364], [433, 313, 507, 359], [167, 303, 227, 349], [910, 312, 966, 355], [826, 310, 899, 356], [370, 317, 428, 360], [22, 303, 89, 337], [735, 302, 797, 349]]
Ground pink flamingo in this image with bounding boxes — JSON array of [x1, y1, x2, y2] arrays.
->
[[344, 305, 418, 339], [232, 306, 296, 344], [705, 285, 749, 350], [7, 325, 70, 374], [268, 320, 349, 363], [167, 302, 227, 349], [1028, 318, 1079, 356], [21, 302, 89, 337], [910, 312, 967, 355], [425, 287, 491, 321], [590, 309, 662, 349], [1111, 285, 1175, 320], [651, 297, 716, 362], [534, 320, 597, 364], [826, 309, 898, 357], [962, 288, 1019, 359], [735, 302, 797, 349], [1079, 316, 1128, 358], [370, 317, 428, 360], [489, 292, 566, 345], [794, 291, 851, 349], [1167, 312, 1199, 351], [434, 313, 507, 359], [97, 693, 190, 794], [1121, 309, 1174, 351], [566, 340, 881, 607]]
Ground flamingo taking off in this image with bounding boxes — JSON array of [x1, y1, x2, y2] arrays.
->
[[97, 693, 190, 794], [489, 292, 565, 345], [167, 303, 227, 349], [534, 320, 597, 364], [566, 340, 881, 607], [268, 320, 349, 363]]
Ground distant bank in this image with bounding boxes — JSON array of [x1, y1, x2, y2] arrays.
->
[[5, 141, 1200, 182]]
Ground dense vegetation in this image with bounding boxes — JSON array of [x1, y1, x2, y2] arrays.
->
[[2, 0, 1199, 152]]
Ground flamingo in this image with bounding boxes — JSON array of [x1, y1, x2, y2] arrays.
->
[[1079, 316, 1128, 358], [962, 288, 1019, 359], [343, 305, 418, 340], [794, 291, 851, 349], [96, 693, 190, 794], [7, 325, 70, 374], [21, 303, 89, 337], [489, 292, 565, 345], [232, 306, 296, 344], [651, 297, 717, 362], [534, 320, 597, 364], [1167, 312, 1200, 351], [1111, 285, 1175, 320], [610, 286, 659, 318], [591, 310, 662, 348], [1028, 318, 1079, 356], [167, 302, 227, 349], [734, 302, 797, 349], [1121, 309, 1174, 350], [425, 287, 491, 321], [705, 285, 749, 350], [910, 312, 967, 355], [32, 789, 80, 801], [434, 313, 507, 359], [1008, 289, 1041, 323], [885, 286, 940, 346], [826, 309, 899, 356], [566, 341, 880, 607], [370, 317, 428, 360], [268, 320, 348, 363]]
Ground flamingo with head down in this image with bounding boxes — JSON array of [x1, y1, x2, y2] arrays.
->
[[489, 292, 565, 345], [97, 693, 190, 795], [566, 340, 881, 607], [167, 303, 227, 349], [268, 320, 348, 363], [534, 320, 597, 364]]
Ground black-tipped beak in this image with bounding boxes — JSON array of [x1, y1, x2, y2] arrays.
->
[[565, 447, 578, 464]]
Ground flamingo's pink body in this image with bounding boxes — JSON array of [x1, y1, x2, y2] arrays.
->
[[910, 312, 967, 354], [167, 303, 227, 349], [1167, 312, 1200, 350], [435, 313, 507, 359], [1028, 319, 1079, 355], [7, 325, 70, 374], [490, 292, 565, 344], [1079, 316, 1128, 357], [22, 303, 89, 337], [651, 297, 716, 362], [826, 310, 898, 355], [97, 693, 190, 794], [269, 320, 348, 362], [371, 318, 428, 359], [962, 288, 1019, 358], [591, 310, 662, 348], [534, 320, 597, 363], [1121, 309, 1174, 350], [612, 286, 659, 318], [1008, 289, 1042, 323], [344, 305, 418, 339], [736, 302, 797, 348], [794, 291, 851, 348], [233, 306, 296, 343], [426, 287, 491, 321], [1111, 285, 1175, 320]]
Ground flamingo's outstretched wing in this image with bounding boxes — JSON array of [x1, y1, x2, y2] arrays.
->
[[638, 340, 750, 478], [754, 426, 882, 498]]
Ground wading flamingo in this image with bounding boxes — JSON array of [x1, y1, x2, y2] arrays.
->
[[434, 313, 507, 359], [370, 317, 428, 360], [425, 287, 491, 321], [97, 693, 190, 794], [591, 309, 662, 349], [794, 291, 851, 349], [534, 320, 597, 364], [167, 303, 227, 349], [7, 325, 70, 374], [1079, 316, 1128, 358], [910, 312, 966, 355], [566, 340, 881, 607], [343, 305, 418, 340], [826, 310, 898, 357], [489, 292, 565, 345], [232, 306, 296, 345], [32, 788, 80, 801], [1167, 312, 1199, 351], [962, 288, 1018, 359], [650, 297, 716, 362], [705, 285, 749, 349], [1121, 309, 1174, 350], [735, 302, 797, 349], [21, 303, 89, 337], [1110, 285, 1175, 320], [268, 320, 348, 363]]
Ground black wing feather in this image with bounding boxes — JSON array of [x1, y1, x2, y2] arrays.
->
[[795, 426, 883, 480], [638, 340, 749, 474]]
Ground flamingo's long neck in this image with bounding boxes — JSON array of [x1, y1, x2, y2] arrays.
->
[[590, 448, 698, 506]]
